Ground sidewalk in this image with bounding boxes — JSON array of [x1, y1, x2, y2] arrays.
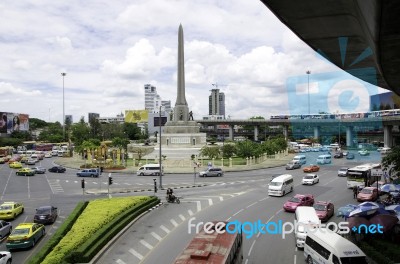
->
[[55, 153, 295, 174]]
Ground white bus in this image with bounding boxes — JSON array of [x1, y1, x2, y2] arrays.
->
[[136, 164, 163, 176], [294, 207, 320, 248], [304, 228, 367, 264], [346, 163, 381, 188], [268, 174, 294, 196]]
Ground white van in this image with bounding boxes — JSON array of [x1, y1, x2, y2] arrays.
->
[[268, 174, 294, 196], [136, 164, 163, 176], [317, 154, 332, 164], [294, 207, 320, 248], [292, 155, 306, 165], [304, 228, 367, 264]]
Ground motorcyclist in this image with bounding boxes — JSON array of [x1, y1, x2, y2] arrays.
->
[[166, 188, 175, 202]]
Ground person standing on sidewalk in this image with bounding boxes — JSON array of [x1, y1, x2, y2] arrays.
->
[[353, 186, 358, 199]]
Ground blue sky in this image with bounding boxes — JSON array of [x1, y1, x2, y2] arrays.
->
[[0, 0, 386, 122]]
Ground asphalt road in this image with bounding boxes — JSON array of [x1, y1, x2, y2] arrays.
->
[[0, 150, 383, 263], [96, 151, 383, 264]]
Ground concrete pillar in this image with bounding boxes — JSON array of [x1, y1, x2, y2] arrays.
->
[[229, 125, 234, 141], [313, 126, 320, 140], [384, 125, 393, 147], [346, 126, 353, 147], [282, 125, 289, 140], [254, 126, 259, 141]]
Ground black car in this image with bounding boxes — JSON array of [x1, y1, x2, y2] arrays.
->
[[34, 206, 58, 224], [48, 166, 66, 173]]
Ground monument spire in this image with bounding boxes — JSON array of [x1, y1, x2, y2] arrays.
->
[[176, 24, 187, 106]]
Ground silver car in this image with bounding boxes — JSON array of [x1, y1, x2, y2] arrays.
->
[[338, 167, 348, 177], [0, 220, 12, 239], [286, 161, 301, 170], [199, 167, 224, 177]]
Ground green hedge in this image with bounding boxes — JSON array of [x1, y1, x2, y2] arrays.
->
[[68, 196, 159, 263], [27, 201, 88, 264], [40, 196, 158, 264]]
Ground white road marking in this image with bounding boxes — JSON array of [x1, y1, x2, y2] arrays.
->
[[170, 219, 179, 227], [160, 225, 170, 234], [151, 232, 162, 241], [248, 240, 256, 256], [246, 202, 257, 208], [140, 239, 153, 250], [188, 210, 194, 216], [116, 259, 127, 264], [232, 208, 244, 216], [196, 201, 201, 212], [128, 249, 143, 260], [179, 214, 185, 221]]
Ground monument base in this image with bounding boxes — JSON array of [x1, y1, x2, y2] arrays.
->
[[160, 133, 206, 147], [163, 121, 200, 134]]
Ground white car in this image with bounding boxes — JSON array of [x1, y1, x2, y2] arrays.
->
[[44, 152, 52, 158], [0, 251, 11, 264], [302, 174, 319, 185]]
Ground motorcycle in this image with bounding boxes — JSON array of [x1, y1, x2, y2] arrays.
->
[[166, 195, 180, 204]]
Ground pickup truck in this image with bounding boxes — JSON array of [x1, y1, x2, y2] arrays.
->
[[76, 169, 99, 178]]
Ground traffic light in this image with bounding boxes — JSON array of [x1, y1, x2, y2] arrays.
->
[[108, 176, 113, 185], [81, 179, 85, 189]]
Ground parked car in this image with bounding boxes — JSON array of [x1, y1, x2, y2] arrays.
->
[[34, 206, 58, 224], [77, 169, 99, 178], [346, 152, 355, 159], [285, 161, 301, 170], [338, 167, 349, 177], [199, 167, 224, 177], [0, 158, 5, 164], [9, 162, 22, 169], [48, 166, 66, 173], [333, 152, 343, 158], [283, 194, 314, 212], [0, 202, 24, 220], [303, 164, 320, 173], [313, 201, 334, 222], [0, 220, 12, 239], [16, 168, 35, 176], [44, 152, 52, 158], [32, 167, 46, 174], [302, 174, 319, 185], [357, 187, 378, 202], [6, 223, 45, 250], [0, 251, 12, 264]]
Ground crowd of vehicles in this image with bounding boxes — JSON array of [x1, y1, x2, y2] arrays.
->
[[346, 163, 382, 188], [270, 108, 400, 120]]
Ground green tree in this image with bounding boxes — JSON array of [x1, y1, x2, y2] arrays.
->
[[38, 122, 63, 142], [112, 137, 130, 150], [70, 117, 91, 147], [236, 140, 263, 158], [29, 118, 48, 131], [381, 146, 400, 178], [200, 146, 220, 159], [123, 123, 144, 140], [221, 143, 236, 158]]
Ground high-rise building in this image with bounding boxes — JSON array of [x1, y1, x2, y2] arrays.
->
[[209, 89, 225, 117], [144, 84, 172, 113], [65, 115, 73, 124], [88, 113, 100, 124]]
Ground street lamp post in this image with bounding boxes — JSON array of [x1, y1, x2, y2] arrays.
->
[[61, 72, 67, 140], [159, 105, 163, 189], [306, 70, 311, 115]]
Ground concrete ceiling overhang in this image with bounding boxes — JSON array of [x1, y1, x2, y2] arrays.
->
[[260, 0, 400, 95]]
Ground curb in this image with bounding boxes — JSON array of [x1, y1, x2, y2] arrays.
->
[[85, 184, 209, 195]]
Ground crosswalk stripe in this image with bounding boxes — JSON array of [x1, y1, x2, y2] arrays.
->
[[188, 210, 194, 216], [116, 259, 127, 264], [151, 232, 162, 241], [170, 219, 179, 227], [128, 249, 143, 260], [179, 214, 185, 221], [160, 225, 170, 234], [140, 239, 153, 250]]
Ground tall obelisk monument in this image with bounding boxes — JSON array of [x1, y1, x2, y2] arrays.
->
[[161, 24, 206, 147], [174, 24, 189, 122]]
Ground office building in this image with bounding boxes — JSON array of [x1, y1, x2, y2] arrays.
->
[[209, 89, 225, 117]]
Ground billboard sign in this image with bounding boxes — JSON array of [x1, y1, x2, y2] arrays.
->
[[125, 110, 148, 123]]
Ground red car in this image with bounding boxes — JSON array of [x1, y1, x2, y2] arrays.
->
[[303, 165, 320, 173], [357, 187, 378, 202], [283, 194, 314, 212], [313, 201, 334, 222]]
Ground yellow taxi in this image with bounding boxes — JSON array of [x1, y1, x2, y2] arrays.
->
[[6, 223, 45, 250], [9, 161, 22, 169], [16, 168, 35, 176], [0, 202, 24, 220]]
